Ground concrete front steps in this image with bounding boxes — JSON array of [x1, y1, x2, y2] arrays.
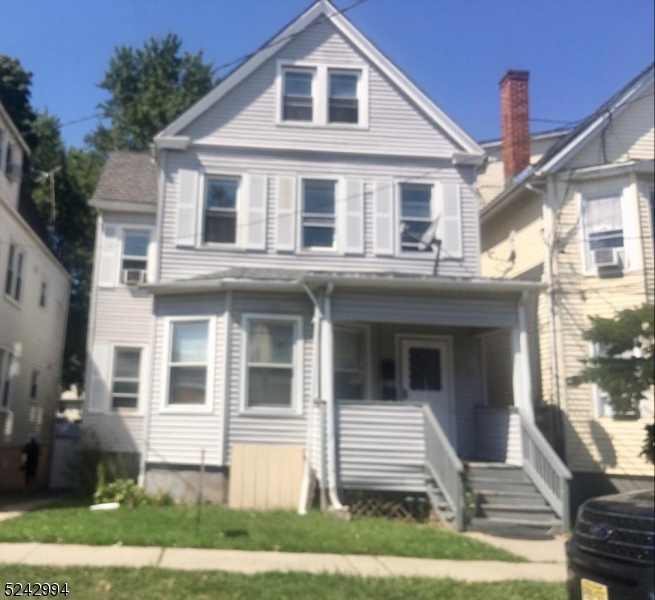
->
[[465, 462, 561, 540]]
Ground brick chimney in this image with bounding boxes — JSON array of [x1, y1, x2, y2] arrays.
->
[[500, 70, 531, 181]]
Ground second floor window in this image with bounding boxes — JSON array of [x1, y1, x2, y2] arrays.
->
[[282, 69, 314, 122], [329, 71, 359, 124], [111, 348, 141, 411], [204, 178, 239, 245], [400, 183, 433, 252], [121, 230, 150, 284], [582, 194, 624, 269], [302, 179, 336, 249], [39, 281, 48, 308], [4, 243, 25, 303]]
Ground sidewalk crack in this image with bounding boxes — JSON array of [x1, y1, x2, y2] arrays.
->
[[155, 548, 165, 568]]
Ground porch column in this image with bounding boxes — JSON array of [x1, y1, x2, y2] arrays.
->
[[512, 291, 535, 422]]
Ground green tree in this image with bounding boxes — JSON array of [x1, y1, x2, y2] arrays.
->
[[569, 304, 654, 463], [87, 33, 215, 154], [0, 55, 37, 149]]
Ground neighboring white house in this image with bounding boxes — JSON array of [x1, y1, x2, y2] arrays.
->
[[0, 101, 71, 490], [480, 65, 654, 511], [84, 0, 571, 532]]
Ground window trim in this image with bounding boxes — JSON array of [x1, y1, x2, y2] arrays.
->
[[578, 189, 626, 276], [280, 65, 316, 124], [299, 176, 341, 253], [160, 316, 216, 414], [239, 313, 304, 417], [276, 61, 369, 129], [333, 323, 372, 401], [198, 170, 244, 249], [109, 344, 147, 415], [395, 180, 440, 260]]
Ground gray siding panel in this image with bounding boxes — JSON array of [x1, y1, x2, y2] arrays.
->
[[147, 293, 226, 467], [226, 292, 314, 464], [332, 290, 519, 328], [337, 401, 426, 491], [182, 19, 461, 157], [160, 149, 480, 282]]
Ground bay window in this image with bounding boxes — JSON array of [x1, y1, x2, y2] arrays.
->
[[166, 319, 212, 407], [242, 315, 302, 413]]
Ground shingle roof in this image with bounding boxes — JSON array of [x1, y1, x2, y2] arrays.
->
[[91, 151, 158, 205]]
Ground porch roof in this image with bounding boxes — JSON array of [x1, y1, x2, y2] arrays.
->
[[143, 267, 544, 296]]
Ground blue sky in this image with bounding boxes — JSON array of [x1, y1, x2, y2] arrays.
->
[[3, 0, 653, 147]]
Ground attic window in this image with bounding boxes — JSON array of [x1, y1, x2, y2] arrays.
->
[[282, 69, 314, 122], [329, 71, 359, 124]]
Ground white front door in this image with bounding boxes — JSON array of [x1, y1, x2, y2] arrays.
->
[[400, 338, 455, 444]]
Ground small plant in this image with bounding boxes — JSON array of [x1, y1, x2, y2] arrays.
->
[[93, 467, 175, 508]]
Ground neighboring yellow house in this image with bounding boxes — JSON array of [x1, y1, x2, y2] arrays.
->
[[479, 65, 654, 510]]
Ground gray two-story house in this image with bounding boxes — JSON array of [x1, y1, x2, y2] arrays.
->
[[84, 0, 570, 533]]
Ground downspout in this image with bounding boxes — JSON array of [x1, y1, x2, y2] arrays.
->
[[321, 282, 343, 510], [527, 182, 563, 448], [299, 284, 321, 514]]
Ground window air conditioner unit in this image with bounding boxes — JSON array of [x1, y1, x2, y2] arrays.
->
[[122, 269, 147, 285], [592, 247, 620, 269]]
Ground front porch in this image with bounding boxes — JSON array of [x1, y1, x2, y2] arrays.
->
[[307, 281, 571, 533]]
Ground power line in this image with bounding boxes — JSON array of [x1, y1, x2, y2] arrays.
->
[[17, 0, 370, 139]]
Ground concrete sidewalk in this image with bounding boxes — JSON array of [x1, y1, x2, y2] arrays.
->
[[0, 543, 566, 581]]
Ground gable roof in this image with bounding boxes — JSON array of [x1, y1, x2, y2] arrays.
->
[[481, 62, 655, 221], [534, 62, 654, 175], [91, 151, 158, 210], [156, 0, 483, 158]]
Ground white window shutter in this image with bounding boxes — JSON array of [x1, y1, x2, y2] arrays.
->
[[147, 232, 157, 284], [276, 176, 297, 252], [441, 183, 463, 259], [621, 186, 641, 270], [342, 179, 364, 254], [245, 175, 268, 250], [88, 343, 110, 413], [373, 181, 394, 256], [98, 224, 118, 288], [177, 169, 199, 247]]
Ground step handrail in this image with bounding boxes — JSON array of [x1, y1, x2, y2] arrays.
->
[[422, 405, 465, 530], [518, 410, 572, 530]]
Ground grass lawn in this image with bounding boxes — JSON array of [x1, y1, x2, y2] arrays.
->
[[0, 566, 567, 600], [0, 503, 521, 562]]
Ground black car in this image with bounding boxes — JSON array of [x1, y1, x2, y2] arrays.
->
[[567, 489, 654, 600]]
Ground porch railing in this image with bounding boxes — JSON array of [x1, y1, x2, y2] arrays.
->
[[422, 405, 465, 531], [519, 410, 572, 530]]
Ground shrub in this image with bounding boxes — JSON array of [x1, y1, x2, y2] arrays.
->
[[93, 467, 175, 508]]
